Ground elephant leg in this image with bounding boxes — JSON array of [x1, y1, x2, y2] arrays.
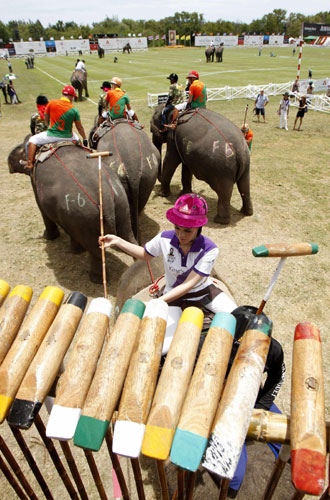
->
[[214, 180, 234, 225], [88, 251, 103, 283], [32, 180, 60, 239], [70, 237, 85, 254], [237, 171, 253, 216], [85, 85, 89, 98], [160, 149, 181, 197], [180, 164, 192, 194]]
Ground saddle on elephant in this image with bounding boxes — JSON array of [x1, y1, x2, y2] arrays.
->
[[90, 117, 144, 149], [34, 141, 87, 165]]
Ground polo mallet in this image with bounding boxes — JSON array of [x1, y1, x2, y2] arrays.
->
[[86, 151, 112, 298], [243, 104, 248, 126], [252, 242, 318, 315]]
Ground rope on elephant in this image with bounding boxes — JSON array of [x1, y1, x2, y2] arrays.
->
[[195, 109, 237, 156], [50, 146, 99, 207]]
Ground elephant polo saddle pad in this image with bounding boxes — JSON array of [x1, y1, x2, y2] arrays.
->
[[36, 141, 81, 164]]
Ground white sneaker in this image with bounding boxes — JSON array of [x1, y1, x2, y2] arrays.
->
[[285, 127, 288, 131]]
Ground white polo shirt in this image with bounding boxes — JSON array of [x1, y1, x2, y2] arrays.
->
[[144, 230, 218, 295]]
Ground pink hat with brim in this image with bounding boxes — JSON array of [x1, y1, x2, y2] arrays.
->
[[166, 193, 208, 228]]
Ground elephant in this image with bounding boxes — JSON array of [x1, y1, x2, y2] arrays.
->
[[205, 46, 215, 62], [123, 43, 132, 54], [8, 139, 137, 282], [95, 121, 160, 239], [70, 69, 89, 101], [216, 44, 224, 62], [150, 105, 253, 225], [98, 46, 105, 58]]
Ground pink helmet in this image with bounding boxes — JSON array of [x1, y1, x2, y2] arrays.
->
[[62, 85, 77, 97], [166, 193, 208, 228], [187, 70, 199, 80]]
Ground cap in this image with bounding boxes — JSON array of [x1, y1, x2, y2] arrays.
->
[[62, 85, 77, 97], [166, 193, 208, 228]]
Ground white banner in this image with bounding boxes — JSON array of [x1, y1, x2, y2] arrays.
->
[[98, 37, 147, 50], [299, 78, 330, 93], [244, 35, 264, 46], [14, 41, 47, 55], [195, 35, 238, 47], [269, 35, 284, 45], [0, 49, 9, 58], [55, 39, 90, 53]]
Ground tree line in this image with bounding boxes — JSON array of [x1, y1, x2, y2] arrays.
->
[[0, 10, 330, 44]]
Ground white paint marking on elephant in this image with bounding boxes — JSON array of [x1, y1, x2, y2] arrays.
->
[[35, 66, 98, 106], [152, 153, 158, 166], [146, 156, 152, 169], [186, 140, 193, 155], [213, 140, 220, 153], [225, 143, 234, 158], [65, 193, 86, 212]]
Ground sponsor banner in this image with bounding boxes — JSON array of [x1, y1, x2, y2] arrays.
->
[[55, 39, 90, 53], [45, 40, 56, 53], [89, 42, 98, 51], [244, 35, 264, 46], [98, 37, 147, 49], [195, 35, 238, 47], [168, 30, 176, 45], [14, 41, 47, 55], [269, 35, 284, 45], [0, 49, 9, 58], [303, 23, 330, 37]]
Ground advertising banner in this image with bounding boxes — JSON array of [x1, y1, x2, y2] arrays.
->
[[98, 37, 147, 50], [303, 23, 330, 37], [55, 39, 90, 54], [269, 35, 284, 45], [244, 35, 264, 46], [195, 35, 238, 47], [14, 41, 47, 55], [168, 30, 176, 45]]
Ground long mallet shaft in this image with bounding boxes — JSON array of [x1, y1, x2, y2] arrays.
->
[[252, 243, 318, 315], [86, 151, 112, 298], [243, 104, 248, 125]]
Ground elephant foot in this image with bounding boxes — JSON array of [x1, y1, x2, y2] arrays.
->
[[241, 205, 253, 216], [43, 227, 60, 240], [214, 214, 230, 225], [159, 188, 171, 197], [89, 269, 103, 284], [70, 239, 86, 254], [179, 188, 192, 195]]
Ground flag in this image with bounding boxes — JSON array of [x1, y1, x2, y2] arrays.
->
[[162, 34, 166, 39], [128, 33, 131, 37], [176, 34, 179, 39], [138, 33, 142, 36], [148, 35, 154, 40], [133, 33, 136, 37], [185, 35, 190, 40], [155, 35, 159, 40], [180, 35, 185, 40], [210, 32, 214, 36]]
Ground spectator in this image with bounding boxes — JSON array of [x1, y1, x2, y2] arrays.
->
[[278, 92, 290, 131], [306, 81, 314, 95], [293, 96, 307, 131], [326, 84, 330, 98], [254, 89, 269, 123], [0, 81, 9, 104], [7, 80, 18, 104], [291, 80, 300, 93]]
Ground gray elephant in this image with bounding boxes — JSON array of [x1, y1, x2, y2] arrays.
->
[[205, 46, 215, 62], [70, 70, 89, 101], [8, 139, 136, 282], [98, 47, 105, 58], [123, 43, 132, 54], [96, 121, 160, 238], [150, 106, 253, 225], [216, 44, 224, 62]]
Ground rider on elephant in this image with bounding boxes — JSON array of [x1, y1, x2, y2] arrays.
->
[[30, 95, 49, 135], [167, 71, 207, 129], [161, 73, 185, 131], [22, 85, 88, 170], [75, 59, 86, 72], [102, 76, 140, 123], [98, 81, 111, 124]]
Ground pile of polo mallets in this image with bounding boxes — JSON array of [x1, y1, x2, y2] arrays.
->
[[0, 241, 327, 500]]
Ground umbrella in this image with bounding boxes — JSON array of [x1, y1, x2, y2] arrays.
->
[[4, 73, 17, 80]]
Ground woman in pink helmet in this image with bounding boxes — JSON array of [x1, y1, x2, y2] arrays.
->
[[100, 193, 236, 313]]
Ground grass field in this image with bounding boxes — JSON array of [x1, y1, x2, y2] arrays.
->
[[0, 46, 329, 499]]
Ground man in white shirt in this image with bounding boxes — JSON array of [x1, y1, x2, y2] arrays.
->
[[254, 89, 269, 123], [75, 59, 86, 72]]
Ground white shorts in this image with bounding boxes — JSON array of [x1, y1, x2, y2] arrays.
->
[[29, 131, 79, 146], [175, 102, 187, 111]]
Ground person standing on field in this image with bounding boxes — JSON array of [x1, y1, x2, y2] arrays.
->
[[278, 92, 290, 130], [254, 89, 268, 123]]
